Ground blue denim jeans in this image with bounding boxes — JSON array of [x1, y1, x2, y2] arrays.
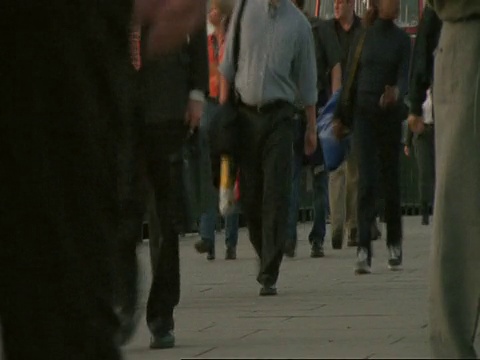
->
[[200, 208, 239, 249], [287, 152, 328, 248], [198, 100, 239, 249]]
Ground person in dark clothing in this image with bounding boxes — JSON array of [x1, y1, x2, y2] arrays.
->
[[325, 0, 366, 249], [334, 0, 411, 275], [0, 0, 207, 359], [136, 26, 208, 349], [286, 0, 342, 259], [404, 5, 442, 226]]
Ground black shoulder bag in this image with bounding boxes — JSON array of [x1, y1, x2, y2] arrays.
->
[[209, 0, 247, 188]]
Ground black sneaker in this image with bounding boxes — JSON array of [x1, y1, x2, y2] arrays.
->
[[310, 243, 325, 258], [355, 247, 372, 275], [150, 330, 175, 349], [225, 246, 237, 260], [387, 244, 403, 271]]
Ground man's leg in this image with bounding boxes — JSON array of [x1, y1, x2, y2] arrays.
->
[[354, 112, 379, 274], [377, 114, 403, 271], [328, 162, 346, 249], [259, 106, 294, 292], [345, 143, 359, 246], [309, 167, 328, 257], [429, 20, 480, 359], [196, 101, 218, 259], [224, 212, 239, 259], [414, 126, 435, 225], [285, 151, 303, 257]]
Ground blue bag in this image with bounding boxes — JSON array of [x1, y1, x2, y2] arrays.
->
[[317, 90, 352, 172]]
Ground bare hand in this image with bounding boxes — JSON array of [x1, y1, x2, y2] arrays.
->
[[404, 145, 410, 157], [185, 99, 204, 130], [380, 85, 399, 108], [304, 126, 318, 156], [407, 114, 425, 134], [134, 0, 207, 57], [332, 118, 349, 140]]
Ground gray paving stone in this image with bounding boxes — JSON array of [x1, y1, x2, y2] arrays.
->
[[124, 217, 434, 359]]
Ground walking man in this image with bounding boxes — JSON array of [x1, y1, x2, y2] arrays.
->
[[219, 0, 318, 296]]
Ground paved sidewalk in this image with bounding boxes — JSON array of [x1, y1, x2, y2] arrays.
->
[[124, 217, 434, 359]]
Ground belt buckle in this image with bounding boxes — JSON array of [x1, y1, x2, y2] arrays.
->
[[256, 104, 263, 114]]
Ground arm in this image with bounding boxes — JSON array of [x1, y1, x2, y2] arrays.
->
[[292, 23, 318, 155], [218, 1, 241, 87], [331, 63, 342, 94], [187, 26, 209, 101], [408, 7, 442, 116], [396, 32, 411, 102], [322, 23, 343, 94], [292, 23, 318, 119]]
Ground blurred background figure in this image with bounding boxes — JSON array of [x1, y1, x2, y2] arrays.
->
[[195, 0, 241, 262]]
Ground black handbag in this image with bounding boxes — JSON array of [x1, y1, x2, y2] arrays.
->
[[208, 0, 247, 187]]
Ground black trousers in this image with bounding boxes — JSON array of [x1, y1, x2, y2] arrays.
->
[[142, 122, 187, 336], [354, 107, 403, 257], [237, 103, 295, 287]]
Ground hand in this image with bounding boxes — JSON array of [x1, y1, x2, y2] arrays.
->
[[185, 99, 204, 130], [304, 126, 318, 156], [134, 0, 207, 57], [332, 118, 349, 140], [379, 85, 399, 108], [407, 114, 425, 134], [404, 145, 410, 157]]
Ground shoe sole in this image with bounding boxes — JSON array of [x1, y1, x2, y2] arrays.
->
[[388, 264, 403, 271], [150, 341, 175, 350]]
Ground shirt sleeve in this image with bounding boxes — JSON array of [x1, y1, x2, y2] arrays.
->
[[218, 1, 241, 83], [292, 21, 318, 107], [321, 24, 342, 70]]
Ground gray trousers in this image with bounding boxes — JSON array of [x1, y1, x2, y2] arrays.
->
[[429, 20, 480, 359]]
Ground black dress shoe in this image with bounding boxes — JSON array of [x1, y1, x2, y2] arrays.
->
[[310, 243, 325, 258], [259, 285, 277, 296], [150, 331, 175, 349], [284, 242, 296, 258], [194, 238, 211, 254]]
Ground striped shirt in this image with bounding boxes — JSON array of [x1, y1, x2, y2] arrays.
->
[[219, 0, 317, 107]]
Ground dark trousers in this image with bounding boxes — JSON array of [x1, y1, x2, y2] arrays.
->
[[413, 125, 435, 211], [237, 103, 294, 287], [143, 123, 186, 336], [354, 108, 403, 257]]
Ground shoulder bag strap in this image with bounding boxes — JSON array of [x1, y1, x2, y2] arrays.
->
[[343, 30, 367, 104]]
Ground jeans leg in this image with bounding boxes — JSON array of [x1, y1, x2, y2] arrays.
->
[[354, 113, 378, 259], [225, 212, 239, 248], [199, 207, 217, 248], [309, 168, 328, 246]]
